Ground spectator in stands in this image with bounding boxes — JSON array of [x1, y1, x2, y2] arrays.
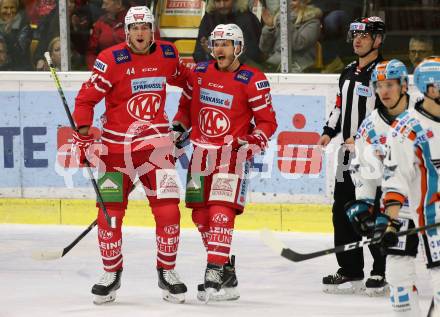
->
[[0, 36, 13, 70], [35, 36, 60, 71], [408, 36, 434, 73], [24, 0, 57, 25], [48, 36, 60, 70], [314, 0, 361, 73], [0, 0, 32, 70], [86, 0, 129, 69], [69, 0, 93, 69], [259, 0, 322, 73], [194, 0, 264, 68], [32, 0, 59, 70]]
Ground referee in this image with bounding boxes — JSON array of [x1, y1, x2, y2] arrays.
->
[[318, 17, 387, 294]]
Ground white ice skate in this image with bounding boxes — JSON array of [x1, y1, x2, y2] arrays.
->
[[157, 268, 187, 304], [91, 269, 122, 305]]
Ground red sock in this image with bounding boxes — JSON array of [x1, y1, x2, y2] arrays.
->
[[192, 208, 210, 251], [207, 205, 236, 265], [97, 208, 125, 272], [153, 204, 181, 270]]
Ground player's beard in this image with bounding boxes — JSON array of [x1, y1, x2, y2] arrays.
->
[[216, 55, 239, 72]]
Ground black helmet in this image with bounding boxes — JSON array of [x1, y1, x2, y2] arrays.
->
[[347, 16, 386, 42]]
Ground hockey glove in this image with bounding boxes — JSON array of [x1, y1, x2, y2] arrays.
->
[[373, 213, 402, 252], [72, 131, 94, 164], [170, 122, 188, 149], [345, 199, 375, 236], [230, 132, 268, 156]]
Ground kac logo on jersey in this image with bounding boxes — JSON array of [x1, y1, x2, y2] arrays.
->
[[199, 88, 233, 109], [356, 84, 372, 97], [198, 107, 230, 137], [94, 59, 108, 73], [160, 44, 176, 58], [234, 70, 254, 84], [255, 80, 269, 90], [131, 77, 166, 93], [127, 93, 162, 121], [112, 48, 131, 64]]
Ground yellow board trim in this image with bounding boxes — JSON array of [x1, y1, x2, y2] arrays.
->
[[0, 199, 332, 233]]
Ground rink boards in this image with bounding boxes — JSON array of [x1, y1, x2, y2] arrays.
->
[[0, 72, 418, 230], [0, 198, 332, 232]]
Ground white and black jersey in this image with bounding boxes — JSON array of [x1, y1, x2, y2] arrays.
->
[[323, 56, 383, 141]]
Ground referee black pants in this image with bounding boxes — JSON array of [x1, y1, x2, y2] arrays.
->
[[332, 149, 386, 278]]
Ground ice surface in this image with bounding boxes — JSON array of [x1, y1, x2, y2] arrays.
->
[[0, 224, 433, 317]]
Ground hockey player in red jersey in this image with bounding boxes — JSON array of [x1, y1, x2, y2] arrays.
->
[[173, 23, 278, 302], [72, 6, 190, 305]]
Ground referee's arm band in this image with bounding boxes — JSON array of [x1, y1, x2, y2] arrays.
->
[[323, 127, 337, 138]]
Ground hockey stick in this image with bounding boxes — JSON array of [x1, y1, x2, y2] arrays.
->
[[261, 220, 440, 262], [32, 131, 192, 261], [44, 52, 116, 229], [31, 179, 142, 261]]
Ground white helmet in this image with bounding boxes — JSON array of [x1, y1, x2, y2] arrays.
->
[[124, 6, 155, 45], [209, 24, 244, 59]]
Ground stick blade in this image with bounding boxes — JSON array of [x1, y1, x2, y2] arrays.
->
[[32, 249, 63, 261], [260, 229, 286, 255]]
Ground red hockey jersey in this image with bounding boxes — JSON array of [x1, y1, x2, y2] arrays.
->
[[174, 61, 277, 147], [74, 40, 190, 153]]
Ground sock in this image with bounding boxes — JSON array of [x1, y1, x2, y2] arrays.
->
[[97, 208, 125, 272], [192, 208, 210, 251], [153, 204, 181, 270], [207, 205, 236, 265]]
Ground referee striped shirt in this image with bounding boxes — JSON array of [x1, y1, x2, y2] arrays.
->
[[323, 56, 383, 141]]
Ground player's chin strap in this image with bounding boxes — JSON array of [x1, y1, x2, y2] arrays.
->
[[424, 94, 440, 106], [358, 34, 382, 58], [388, 86, 406, 111]]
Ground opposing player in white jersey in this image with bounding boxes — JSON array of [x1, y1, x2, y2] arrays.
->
[[375, 56, 440, 316], [347, 60, 419, 299]]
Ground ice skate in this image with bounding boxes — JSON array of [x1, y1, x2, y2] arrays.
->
[[197, 256, 239, 301], [322, 272, 365, 294], [91, 269, 122, 305], [157, 268, 187, 304], [365, 275, 389, 297]]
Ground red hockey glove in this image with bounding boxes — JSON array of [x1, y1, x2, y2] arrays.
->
[[71, 131, 94, 164], [235, 133, 267, 150], [229, 132, 268, 159]]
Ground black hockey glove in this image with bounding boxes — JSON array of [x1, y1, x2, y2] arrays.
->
[[170, 122, 188, 149], [345, 199, 375, 236], [373, 213, 402, 253]]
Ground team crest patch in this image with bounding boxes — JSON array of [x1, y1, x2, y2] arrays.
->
[[160, 44, 176, 58], [195, 61, 209, 73], [234, 70, 254, 84], [112, 48, 131, 64]]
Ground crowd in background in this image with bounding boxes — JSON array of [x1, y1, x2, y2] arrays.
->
[[0, 0, 437, 72]]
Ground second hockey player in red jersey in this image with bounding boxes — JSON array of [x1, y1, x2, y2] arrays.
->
[[72, 6, 190, 305], [173, 23, 278, 302]]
